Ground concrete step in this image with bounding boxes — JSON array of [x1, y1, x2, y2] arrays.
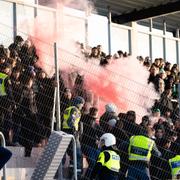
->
[[6, 147, 43, 168], [0, 147, 43, 180], [0, 168, 34, 180]]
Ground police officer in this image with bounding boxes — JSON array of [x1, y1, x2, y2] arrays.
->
[[90, 133, 120, 180], [62, 96, 85, 136], [168, 143, 180, 180], [0, 63, 15, 143], [62, 96, 85, 177], [127, 127, 161, 180]]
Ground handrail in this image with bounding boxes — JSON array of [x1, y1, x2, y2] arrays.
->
[[0, 132, 6, 180], [65, 134, 77, 180]]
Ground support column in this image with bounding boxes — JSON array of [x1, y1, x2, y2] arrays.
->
[[176, 29, 180, 66], [163, 20, 166, 60], [129, 22, 138, 58], [108, 6, 112, 55], [13, 2, 17, 40], [85, 4, 89, 51], [149, 19, 153, 61], [34, 0, 38, 17], [176, 41, 179, 66]]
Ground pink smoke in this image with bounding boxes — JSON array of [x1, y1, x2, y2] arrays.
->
[[17, 0, 159, 123]]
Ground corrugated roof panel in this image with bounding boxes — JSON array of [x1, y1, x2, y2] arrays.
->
[[93, 0, 180, 30]]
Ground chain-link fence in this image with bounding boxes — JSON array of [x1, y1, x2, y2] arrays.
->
[[0, 1, 180, 180]]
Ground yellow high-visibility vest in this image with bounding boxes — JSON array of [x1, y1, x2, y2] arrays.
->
[[128, 135, 154, 161], [62, 106, 81, 131], [0, 72, 8, 96], [169, 155, 180, 179], [97, 150, 120, 172]]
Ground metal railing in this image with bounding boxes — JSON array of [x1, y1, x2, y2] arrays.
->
[[0, 132, 6, 180]]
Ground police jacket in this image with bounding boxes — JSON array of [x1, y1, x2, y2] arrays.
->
[[169, 155, 180, 179], [0, 72, 14, 102], [128, 135, 161, 167], [91, 146, 120, 180], [120, 135, 161, 168], [62, 106, 81, 132]]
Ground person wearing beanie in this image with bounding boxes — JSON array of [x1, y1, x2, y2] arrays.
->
[[107, 119, 117, 128], [90, 133, 120, 180], [100, 103, 118, 132], [105, 103, 118, 114]]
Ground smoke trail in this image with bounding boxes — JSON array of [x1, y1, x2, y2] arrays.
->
[[18, 0, 159, 122]]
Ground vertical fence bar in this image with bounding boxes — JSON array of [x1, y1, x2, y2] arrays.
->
[[54, 42, 61, 131], [72, 136, 77, 180], [0, 132, 6, 180], [51, 87, 57, 132]]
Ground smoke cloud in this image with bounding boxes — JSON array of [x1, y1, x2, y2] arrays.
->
[[18, 0, 159, 122]]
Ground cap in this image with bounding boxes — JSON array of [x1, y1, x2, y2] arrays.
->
[[153, 108, 160, 113]]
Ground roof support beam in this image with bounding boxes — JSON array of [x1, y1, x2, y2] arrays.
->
[[112, 1, 180, 24]]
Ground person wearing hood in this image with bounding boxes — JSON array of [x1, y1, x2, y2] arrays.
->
[[90, 133, 120, 180]]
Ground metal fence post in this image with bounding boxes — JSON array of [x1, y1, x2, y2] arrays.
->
[[54, 42, 61, 131], [51, 87, 57, 132], [54, 43, 63, 180], [72, 136, 77, 180], [0, 132, 6, 180], [66, 134, 77, 180]]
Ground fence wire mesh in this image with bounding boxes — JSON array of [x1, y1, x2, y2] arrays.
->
[[0, 3, 180, 180]]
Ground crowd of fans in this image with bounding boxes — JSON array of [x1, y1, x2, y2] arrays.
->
[[0, 35, 179, 179]]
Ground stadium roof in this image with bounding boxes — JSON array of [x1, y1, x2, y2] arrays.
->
[[93, 0, 180, 31]]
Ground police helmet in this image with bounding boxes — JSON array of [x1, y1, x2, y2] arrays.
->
[[100, 133, 116, 147]]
